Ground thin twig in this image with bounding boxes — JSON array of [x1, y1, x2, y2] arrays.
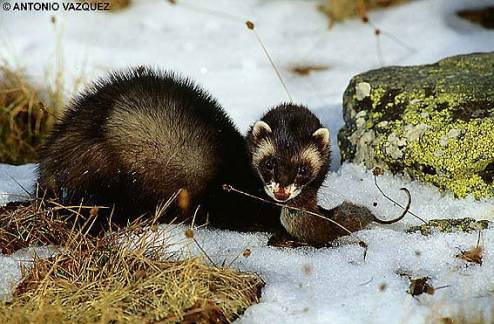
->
[[223, 184, 371, 258], [246, 21, 293, 102], [373, 175, 427, 224], [223, 184, 354, 235], [193, 238, 217, 267], [4, 173, 33, 197]]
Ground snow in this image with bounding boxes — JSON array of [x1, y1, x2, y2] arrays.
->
[[2, 163, 493, 322], [1, 0, 494, 322], [169, 163, 494, 324], [0, 164, 36, 206]]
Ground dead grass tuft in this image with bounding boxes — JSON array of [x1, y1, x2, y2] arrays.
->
[[290, 64, 330, 76], [0, 200, 73, 255], [457, 7, 494, 30], [456, 231, 483, 266], [319, 0, 407, 27], [0, 197, 263, 322], [457, 245, 483, 265], [0, 65, 62, 165]]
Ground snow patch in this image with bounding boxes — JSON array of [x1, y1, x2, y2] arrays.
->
[[1, 0, 494, 321]]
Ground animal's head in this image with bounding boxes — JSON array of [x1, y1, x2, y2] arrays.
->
[[247, 104, 331, 203]]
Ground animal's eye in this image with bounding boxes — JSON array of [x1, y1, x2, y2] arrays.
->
[[264, 158, 275, 171], [297, 166, 309, 177]]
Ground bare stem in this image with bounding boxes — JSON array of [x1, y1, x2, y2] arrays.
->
[[373, 175, 427, 224], [222, 184, 353, 236]]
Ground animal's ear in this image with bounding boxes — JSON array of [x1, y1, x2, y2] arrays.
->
[[312, 128, 330, 149], [250, 121, 272, 143]]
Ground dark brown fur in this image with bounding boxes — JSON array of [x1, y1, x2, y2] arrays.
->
[[246, 103, 331, 209], [37, 67, 279, 231], [245, 104, 409, 246]]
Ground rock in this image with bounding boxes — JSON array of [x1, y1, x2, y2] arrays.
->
[[406, 218, 489, 236], [338, 52, 494, 198]]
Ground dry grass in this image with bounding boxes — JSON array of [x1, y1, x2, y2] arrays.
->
[[0, 200, 73, 255], [0, 198, 263, 323], [290, 64, 330, 76], [457, 7, 494, 30], [0, 65, 63, 165], [319, 0, 407, 26]]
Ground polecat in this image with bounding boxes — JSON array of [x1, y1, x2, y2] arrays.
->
[[37, 67, 279, 231], [246, 103, 331, 210], [245, 104, 410, 246]]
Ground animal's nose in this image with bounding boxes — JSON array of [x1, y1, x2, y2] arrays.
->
[[273, 188, 290, 201]]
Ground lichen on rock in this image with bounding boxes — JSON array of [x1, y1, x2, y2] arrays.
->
[[338, 52, 494, 199], [407, 218, 489, 236]]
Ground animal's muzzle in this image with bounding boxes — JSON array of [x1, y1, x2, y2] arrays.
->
[[273, 188, 291, 201]]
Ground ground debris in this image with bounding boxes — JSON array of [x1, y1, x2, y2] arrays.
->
[[0, 198, 263, 322], [318, 0, 407, 26], [397, 271, 435, 296], [456, 245, 483, 265], [290, 64, 330, 76], [407, 276, 435, 296]]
